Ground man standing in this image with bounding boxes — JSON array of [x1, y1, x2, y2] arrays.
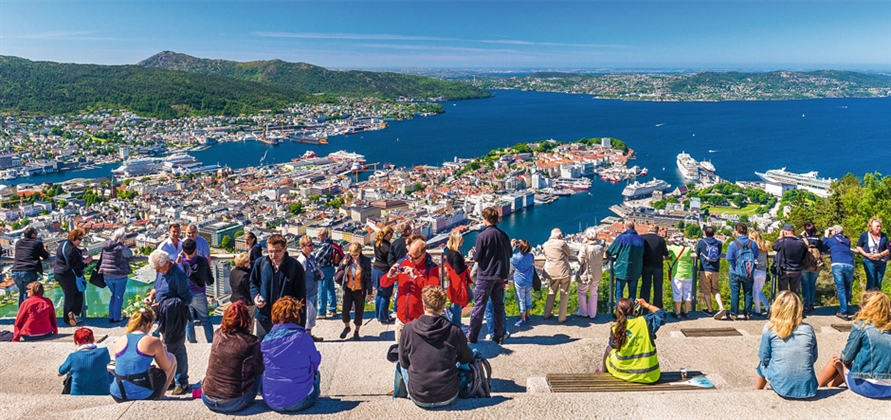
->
[[606, 221, 645, 304], [185, 224, 210, 261], [144, 249, 192, 395], [297, 235, 323, 342], [695, 226, 723, 316], [467, 207, 511, 345], [387, 224, 412, 317], [11, 227, 50, 306], [772, 224, 808, 295], [180, 239, 215, 343], [250, 234, 306, 339], [312, 228, 342, 319], [543, 228, 573, 323], [158, 223, 183, 261], [725, 223, 758, 320], [381, 239, 440, 343], [641, 226, 669, 309]]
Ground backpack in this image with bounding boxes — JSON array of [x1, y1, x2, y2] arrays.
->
[[802, 237, 824, 272], [732, 239, 755, 278], [459, 350, 492, 398], [330, 242, 344, 266], [704, 240, 721, 263]]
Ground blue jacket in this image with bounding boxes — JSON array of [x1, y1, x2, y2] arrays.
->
[[842, 321, 891, 380], [695, 237, 723, 272], [473, 225, 512, 281], [261, 323, 321, 410], [606, 229, 644, 281], [154, 264, 192, 303], [856, 231, 890, 256], [59, 346, 112, 395], [250, 255, 306, 326], [726, 236, 759, 277], [510, 251, 535, 287], [758, 323, 818, 399], [823, 234, 854, 266]]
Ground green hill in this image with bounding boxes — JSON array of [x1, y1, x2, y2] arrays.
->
[[0, 56, 311, 118], [138, 51, 492, 101]]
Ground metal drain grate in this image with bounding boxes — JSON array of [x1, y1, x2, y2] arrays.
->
[[680, 328, 742, 337], [831, 324, 852, 333], [547, 372, 708, 393]]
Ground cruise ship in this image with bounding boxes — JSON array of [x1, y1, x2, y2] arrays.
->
[[677, 152, 700, 180], [161, 153, 221, 176], [554, 177, 592, 191], [755, 168, 836, 198], [112, 157, 162, 177], [622, 178, 671, 200], [328, 151, 366, 164]]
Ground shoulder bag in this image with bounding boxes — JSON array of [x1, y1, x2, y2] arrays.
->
[[62, 241, 88, 292], [90, 253, 107, 288]]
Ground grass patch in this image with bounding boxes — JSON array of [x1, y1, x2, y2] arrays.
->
[[703, 203, 761, 216]]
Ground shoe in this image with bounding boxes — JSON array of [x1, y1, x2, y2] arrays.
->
[[339, 326, 351, 339], [728, 314, 738, 321], [681, 312, 689, 319], [317, 314, 328, 320], [836, 312, 849, 321], [514, 319, 527, 327], [380, 318, 394, 325], [353, 331, 361, 341], [670, 313, 680, 319], [485, 334, 492, 341], [542, 314, 553, 320], [172, 385, 190, 395], [702, 309, 714, 316], [713, 309, 727, 320], [328, 311, 338, 318], [168, 381, 176, 391], [312, 335, 324, 342], [68, 312, 77, 327], [744, 314, 752, 320]]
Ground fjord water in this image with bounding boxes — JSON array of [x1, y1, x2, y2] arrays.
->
[[15, 91, 891, 246]]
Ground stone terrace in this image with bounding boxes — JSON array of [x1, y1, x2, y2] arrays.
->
[[2, 309, 890, 419]]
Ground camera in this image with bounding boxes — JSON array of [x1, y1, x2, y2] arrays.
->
[[633, 301, 642, 315]]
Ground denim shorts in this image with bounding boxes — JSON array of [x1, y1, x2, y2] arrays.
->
[[846, 370, 891, 399]]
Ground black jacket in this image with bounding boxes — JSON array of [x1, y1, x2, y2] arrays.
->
[[399, 315, 474, 404], [473, 225, 512, 281], [182, 255, 214, 288], [641, 233, 669, 268], [54, 240, 86, 277], [773, 236, 808, 272], [388, 236, 408, 267], [229, 266, 252, 306], [249, 254, 306, 326], [338, 254, 373, 294], [248, 244, 263, 269], [373, 239, 392, 272], [12, 237, 50, 274]]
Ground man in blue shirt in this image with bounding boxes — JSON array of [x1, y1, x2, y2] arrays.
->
[[144, 249, 192, 395], [725, 223, 759, 321], [823, 225, 855, 319], [186, 224, 211, 261]]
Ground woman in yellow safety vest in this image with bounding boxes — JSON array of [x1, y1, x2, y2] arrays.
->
[[604, 298, 667, 383]]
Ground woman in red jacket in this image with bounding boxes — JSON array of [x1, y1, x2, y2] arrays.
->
[[13, 281, 58, 341]]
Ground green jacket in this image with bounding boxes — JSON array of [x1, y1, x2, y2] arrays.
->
[[606, 229, 645, 281], [668, 245, 695, 280]]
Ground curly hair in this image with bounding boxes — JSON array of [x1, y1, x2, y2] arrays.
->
[[67, 228, 85, 242], [612, 299, 634, 350], [854, 291, 891, 332], [221, 301, 252, 334], [271, 296, 305, 325], [376, 226, 394, 248], [421, 286, 447, 312]]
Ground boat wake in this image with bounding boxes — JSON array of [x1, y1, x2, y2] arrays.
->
[[655, 123, 665, 127]]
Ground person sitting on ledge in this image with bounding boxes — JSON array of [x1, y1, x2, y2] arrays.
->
[[261, 296, 321, 413], [58, 327, 111, 395], [817, 291, 891, 399], [604, 298, 666, 384], [109, 309, 177, 402], [202, 301, 264, 414], [754, 291, 817, 399], [13, 281, 57, 342], [396, 286, 474, 408]]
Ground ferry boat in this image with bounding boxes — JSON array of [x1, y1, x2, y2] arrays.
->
[[755, 168, 836, 198], [677, 152, 700, 180], [622, 178, 671, 200], [328, 151, 366, 164], [291, 151, 318, 162], [554, 178, 592, 191]]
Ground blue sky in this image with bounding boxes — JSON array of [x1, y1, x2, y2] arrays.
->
[[1, 1, 889, 71]]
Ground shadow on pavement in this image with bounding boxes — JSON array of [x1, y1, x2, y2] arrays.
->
[[490, 378, 525, 393], [504, 334, 580, 346], [232, 397, 362, 416], [440, 395, 511, 411]]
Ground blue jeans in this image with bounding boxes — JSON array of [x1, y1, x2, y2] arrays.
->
[[615, 278, 638, 304], [515, 284, 533, 313], [106, 276, 128, 321], [485, 291, 507, 337], [318, 266, 338, 314], [186, 293, 214, 343], [448, 303, 464, 326], [863, 259, 887, 291], [277, 371, 321, 412], [800, 271, 818, 309], [372, 268, 393, 321], [202, 381, 259, 413], [394, 365, 458, 408], [12, 271, 38, 306], [729, 274, 754, 316], [832, 263, 854, 315]]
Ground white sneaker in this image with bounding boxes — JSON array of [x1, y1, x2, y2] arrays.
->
[[485, 334, 492, 341]]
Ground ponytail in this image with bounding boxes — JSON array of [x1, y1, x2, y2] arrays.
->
[[612, 299, 634, 350], [125, 308, 155, 333]]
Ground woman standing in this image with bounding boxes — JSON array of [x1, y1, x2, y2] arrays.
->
[[754, 291, 818, 399], [372, 226, 394, 324], [445, 231, 472, 328], [576, 229, 604, 319], [856, 217, 889, 291], [749, 231, 771, 317], [202, 302, 264, 413], [99, 228, 133, 323], [817, 291, 891, 399], [245, 232, 263, 269], [58, 327, 111, 395], [338, 242, 372, 341], [54, 228, 93, 326], [510, 239, 534, 326], [800, 222, 824, 313], [228, 252, 252, 307], [261, 297, 322, 412]]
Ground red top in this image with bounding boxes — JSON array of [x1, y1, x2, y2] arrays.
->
[[380, 258, 440, 324], [13, 295, 58, 341], [444, 262, 472, 307]]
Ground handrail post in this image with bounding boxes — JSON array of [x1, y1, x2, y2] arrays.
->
[[608, 256, 616, 315]]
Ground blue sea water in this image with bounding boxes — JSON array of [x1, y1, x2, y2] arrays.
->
[[12, 91, 891, 247]]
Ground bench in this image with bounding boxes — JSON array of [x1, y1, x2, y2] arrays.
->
[[680, 328, 742, 337], [547, 371, 710, 392]]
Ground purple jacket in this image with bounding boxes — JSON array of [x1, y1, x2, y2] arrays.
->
[[261, 323, 321, 409]]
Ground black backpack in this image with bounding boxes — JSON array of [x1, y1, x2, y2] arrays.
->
[[459, 351, 492, 398]]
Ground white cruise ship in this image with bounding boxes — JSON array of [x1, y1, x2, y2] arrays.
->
[[755, 168, 836, 198], [112, 157, 162, 177], [676, 152, 700, 180], [328, 150, 366, 163], [622, 178, 671, 200]]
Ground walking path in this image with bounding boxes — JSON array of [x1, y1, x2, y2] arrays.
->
[[1, 308, 889, 419]]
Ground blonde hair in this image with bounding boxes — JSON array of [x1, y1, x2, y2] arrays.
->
[[376, 226, 394, 248], [749, 231, 770, 253], [125, 309, 155, 333], [446, 231, 463, 252], [768, 291, 803, 339], [868, 217, 883, 229], [234, 252, 249, 268], [421, 286, 447, 312], [298, 235, 313, 247], [348, 242, 362, 254], [854, 291, 891, 331]]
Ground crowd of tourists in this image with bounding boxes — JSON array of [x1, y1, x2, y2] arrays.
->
[[4, 212, 891, 410]]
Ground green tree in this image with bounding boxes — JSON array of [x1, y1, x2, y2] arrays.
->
[[220, 236, 234, 252], [288, 202, 304, 216], [684, 224, 704, 238]]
